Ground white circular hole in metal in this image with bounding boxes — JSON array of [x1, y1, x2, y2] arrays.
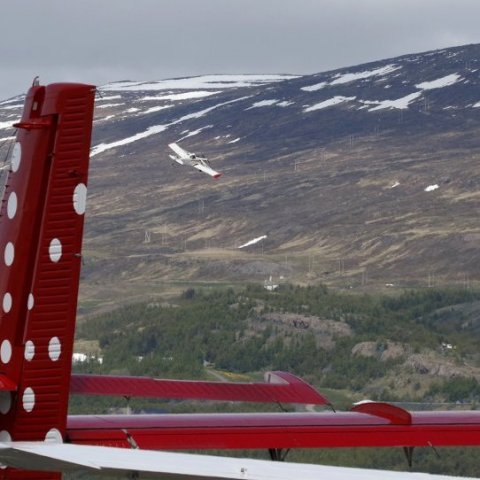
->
[[48, 336, 61, 362], [24, 340, 35, 361], [0, 392, 11, 415], [11, 143, 21, 172], [4, 243, 14, 267], [73, 183, 87, 215], [2, 293, 12, 313], [27, 293, 34, 311], [7, 192, 17, 220], [22, 387, 35, 413], [49, 238, 62, 263], [0, 340, 12, 364]]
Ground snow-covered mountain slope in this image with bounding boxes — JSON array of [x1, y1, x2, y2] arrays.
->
[[1, 47, 480, 310]]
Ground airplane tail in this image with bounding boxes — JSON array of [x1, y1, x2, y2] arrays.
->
[[0, 82, 95, 478]]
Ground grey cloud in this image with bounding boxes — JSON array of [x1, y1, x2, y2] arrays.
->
[[1, 0, 480, 98]]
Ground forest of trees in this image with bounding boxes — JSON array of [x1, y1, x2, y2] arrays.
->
[[70, 284, 480, 477], [75, 284, 480, 397]]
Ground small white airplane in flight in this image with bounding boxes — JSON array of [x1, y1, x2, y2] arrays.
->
[[168, 142, 222, 179]]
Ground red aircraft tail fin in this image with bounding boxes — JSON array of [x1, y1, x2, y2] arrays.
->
[[0, 82, 95, 478]]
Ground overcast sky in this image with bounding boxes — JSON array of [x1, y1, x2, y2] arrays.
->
[[1, 0, 480, 99]]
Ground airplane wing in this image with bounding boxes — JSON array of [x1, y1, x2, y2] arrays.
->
[[0, 442, 475, 480], [70, 371, 331, 405], [194, 160, 222, 179], [66, 407, 480, 451], [169, 142, 191, 159]]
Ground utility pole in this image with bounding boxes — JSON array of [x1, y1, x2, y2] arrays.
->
[[308, 255, 314, 274], [161, 226, 167, 246], [423, 96, 429, 112], [338, 258, 344, 276]]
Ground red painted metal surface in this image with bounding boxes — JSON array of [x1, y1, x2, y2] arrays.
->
[[66, 409, 480, 450], [0, 82, 95, 480], [70, 371, 330, 405], [350, 401, 412, 424], [0, 374, 16, 391]]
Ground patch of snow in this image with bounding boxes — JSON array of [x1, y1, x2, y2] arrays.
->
[[96, 103, 124, 109], [246, 99, 278, 109], [364, 92, 422, 112], [301, 82, 327, 92], [0, 96, 24, 106], [141, 91, 221, 101], [177, 96, 250, 121], [390, 182, 400, 188], [330, 65, 400, 85], [0, 104, 23, 110], [90, 97, 249, 157], [228, 137, 241, 144], [0, 136, 15, 142], [177, 125, 213, 141], [142, 105, 173, 115], [472, 101, 480, 108], [0, 120, 18, 131], [97, 95, 122, 101], [103, 75, 299, 92], [238, 235, 267, 249], [415, 74, 461, 90], [125, 107, 140, 113], [90, 124, 168, 157], [425, 184, 439, 192], [304, 96, 356, 112], [277, 101, 294, 107], [94, 115, 116, 123]]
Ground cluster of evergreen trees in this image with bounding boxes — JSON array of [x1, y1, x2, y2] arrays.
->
[[70, 284, 480, 477], [75, 284, 480, 400]]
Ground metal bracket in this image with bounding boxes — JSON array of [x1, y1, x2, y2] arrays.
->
[[268, 448, 290, 462], [403, 446, 414, 467]]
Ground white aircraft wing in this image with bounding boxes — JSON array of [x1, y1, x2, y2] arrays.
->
[[168, 142, 191, 159], [0, 442, 477, 480], [194, 161, 222, 179]]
